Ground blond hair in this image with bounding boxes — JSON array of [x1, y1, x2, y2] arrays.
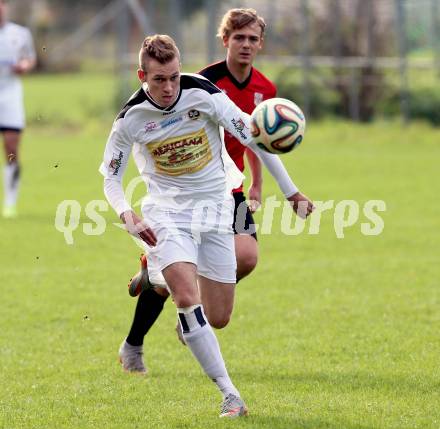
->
[[217, 8, 266, 39], [139, 34, 180, 70]]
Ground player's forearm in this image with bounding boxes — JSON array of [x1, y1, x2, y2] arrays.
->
[[247, 141, 298, 198], [213, 94, 297, 196], [103, 178, 132, 217], [245, 148, 262, 187]]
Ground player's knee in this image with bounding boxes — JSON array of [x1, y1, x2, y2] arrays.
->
[[173, 292, 198, 308], [209, 316, 231, 329], [4, 134, 20, 152], [209, 314, 231, 329], [4, 146, 18, 163], [237, 251, 258, 279]]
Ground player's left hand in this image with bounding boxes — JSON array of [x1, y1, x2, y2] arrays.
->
[[248, 183, 262, 213], [12, 60, 33, 75], [288, 192, 315, 219]]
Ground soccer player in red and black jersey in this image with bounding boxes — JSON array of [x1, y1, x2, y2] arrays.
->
[[118, 9, 314, 373], [198, 9, 277, 282]]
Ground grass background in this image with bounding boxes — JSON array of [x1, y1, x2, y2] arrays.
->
[[0, 72, 439, 428]]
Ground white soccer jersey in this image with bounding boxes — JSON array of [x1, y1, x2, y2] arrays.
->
[[100, 73, 253, 210], [100, 73, 299, 216], [0, 22, 36, 129]]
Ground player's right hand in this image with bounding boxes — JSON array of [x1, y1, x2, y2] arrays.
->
[[120, 210, 157, 246], [11, 59, 35, 75], [248, 183, 262, 213], [287, 192, 315, 219]]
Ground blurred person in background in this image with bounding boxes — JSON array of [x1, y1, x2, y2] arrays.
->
[[118, 8, 312, 375], [0, 0, 36, 218]]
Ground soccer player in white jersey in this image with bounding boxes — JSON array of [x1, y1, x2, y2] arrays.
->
[[100, 34, 314, 418], [120, 9, 314, 376], [0, 0, 36, 218]]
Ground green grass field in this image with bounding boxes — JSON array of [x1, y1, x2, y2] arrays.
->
[[0, 73, 439, 429]]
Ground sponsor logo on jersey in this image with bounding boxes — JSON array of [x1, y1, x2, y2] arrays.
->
[[147, 128, 212, 176], [231, 118, 248, 140], [160, 116, 183, 129], [254, 92, 264, 106], [188, 109, 200, 120], [109, 151, 123, 175], [162, 109, 176, 116], [144, 121, 157, 133]]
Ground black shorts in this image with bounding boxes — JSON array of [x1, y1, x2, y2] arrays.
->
[[0, 127, 22, 133], [232, 192, 257, 240]]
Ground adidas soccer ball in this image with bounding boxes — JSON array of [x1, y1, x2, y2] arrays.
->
[[250, 97, 306, 154]]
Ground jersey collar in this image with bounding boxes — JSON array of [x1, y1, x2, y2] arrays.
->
[[144, 87, 182, 112], [224, 61, 253, 90]]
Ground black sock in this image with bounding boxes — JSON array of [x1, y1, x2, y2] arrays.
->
[[126, 288, 168, 346]]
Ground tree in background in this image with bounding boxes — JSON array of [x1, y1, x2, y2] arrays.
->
[[316, 0, 394, 121], [274, 0, 396, 121]]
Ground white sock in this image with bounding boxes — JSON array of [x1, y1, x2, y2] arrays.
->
[[178, 305, 240, 398], [3, 162, 20, 207]]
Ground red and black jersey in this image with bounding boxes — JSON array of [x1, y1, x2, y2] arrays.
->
[[199, 60, 277, 193]]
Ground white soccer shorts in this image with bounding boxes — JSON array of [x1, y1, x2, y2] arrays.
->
[[141, 198, 237, 285], [0, 81, 25, 129]]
